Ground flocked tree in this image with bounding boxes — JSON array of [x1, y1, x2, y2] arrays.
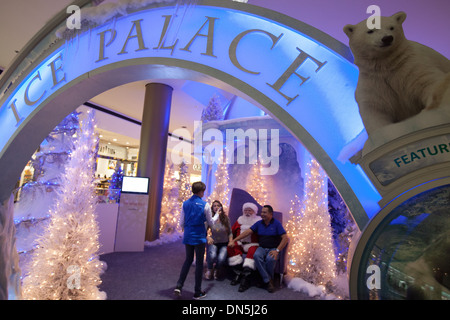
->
[[14, 112, 82, 266], [178, 160, 191, 204], [207, 154, 231, 211], [160, 162, 181, 235], [201, 95, 223, 122], [22, 110, 106, 300], [287, 158, 336, 287], [14, 112, 80, 252], [245, 159, 269, 205], [285, 193, 303, 273], [28, 112, 79, 187]]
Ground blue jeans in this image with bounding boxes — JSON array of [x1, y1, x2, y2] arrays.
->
[[253, 247, 278, 283], [207, 242, 228, 269], [177, 243, 206, 294]]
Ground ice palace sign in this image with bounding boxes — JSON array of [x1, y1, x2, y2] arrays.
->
[[0, 1, 383, 227]]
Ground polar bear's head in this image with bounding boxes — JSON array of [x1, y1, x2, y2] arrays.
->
[[344, 11, 407, 60]]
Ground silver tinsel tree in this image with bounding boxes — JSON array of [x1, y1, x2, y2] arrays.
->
[[287, 159, 336, 287], [22, 110, 106, 300], [201, 95, 224, 122], [160, 162, 181, 235]]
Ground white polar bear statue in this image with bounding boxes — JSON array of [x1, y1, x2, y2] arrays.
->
[[344, 11, 450, 136]]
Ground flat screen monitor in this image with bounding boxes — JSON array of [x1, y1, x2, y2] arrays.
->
[[121, 176, 150, 194]]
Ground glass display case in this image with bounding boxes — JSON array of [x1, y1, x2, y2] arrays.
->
[[357, 184, 450, 300]]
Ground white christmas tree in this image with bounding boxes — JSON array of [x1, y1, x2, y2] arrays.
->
[[178, 160, 191, 204], [288, 158, 336, 287], [14, 112, 80, 254], [207, 154, 231, 211], [22, 110, 106, 300], [245, 159, 269, 205], [201, 95, 223, 122], [160, 162, 181, 235], [285, 193, 303, 274]]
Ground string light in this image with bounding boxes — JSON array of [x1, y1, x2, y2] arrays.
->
[[246, 156, 269, 205], [207, 151, 230, 211], [178, 161, 191, 203], [22, 110, 106, 300], [159, 162, 181, 235], [286, 158, 336, 287], [14, 112, 81, 255]]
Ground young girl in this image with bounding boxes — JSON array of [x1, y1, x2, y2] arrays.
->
[[205, 200, 232, 280]]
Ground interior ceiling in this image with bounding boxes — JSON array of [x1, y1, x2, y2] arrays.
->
[[90, 79, 208, 137], [97, 127, 140, 148], [1, 0, 449, 146]]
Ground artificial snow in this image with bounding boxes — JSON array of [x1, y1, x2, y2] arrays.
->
[[287, 277, 325, 297], [337, 129, 367, 163], [144, 231, 183, 247], [285, 273, 349, 300], [56, 0, 179, 39]]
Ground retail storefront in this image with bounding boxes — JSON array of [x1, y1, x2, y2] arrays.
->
[[0, 0, 449, 299]]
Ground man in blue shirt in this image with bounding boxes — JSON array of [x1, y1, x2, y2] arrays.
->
[[174, 181, 213, 299], [229, 205, 288, 293]]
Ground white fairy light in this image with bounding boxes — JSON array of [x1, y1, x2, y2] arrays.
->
[[286, 158, 336, 286], [22, 111, 106, 300]]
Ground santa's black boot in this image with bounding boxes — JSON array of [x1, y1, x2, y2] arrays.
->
[[238, 267, 252, 292], [230, 265, 243, 285]]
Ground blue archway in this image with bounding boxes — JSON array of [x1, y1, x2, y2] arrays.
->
[[0, 0, 380, 228]]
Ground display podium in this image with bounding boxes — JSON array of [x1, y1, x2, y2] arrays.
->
[[114, 176, 150, 252]]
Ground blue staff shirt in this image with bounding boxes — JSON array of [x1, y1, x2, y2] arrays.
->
[[180, 195, 213, 245]]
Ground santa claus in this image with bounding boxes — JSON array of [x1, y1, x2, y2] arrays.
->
[[227, 202, 261, 291]]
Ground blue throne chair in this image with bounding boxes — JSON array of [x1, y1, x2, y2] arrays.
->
[[228, 188, 289, 285]]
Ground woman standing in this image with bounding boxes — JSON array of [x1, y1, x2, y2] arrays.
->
[[205, 200, 232, 280]]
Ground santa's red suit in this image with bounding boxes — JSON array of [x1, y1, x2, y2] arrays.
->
[[227, 203, 261, 270]]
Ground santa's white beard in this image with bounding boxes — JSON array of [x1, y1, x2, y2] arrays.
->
[[237, 214, 261, 243], [238, 214, 260, 228]]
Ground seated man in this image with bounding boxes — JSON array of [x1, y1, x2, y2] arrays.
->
[[229, 205, 288, 293], [227, 202, 261, 292]]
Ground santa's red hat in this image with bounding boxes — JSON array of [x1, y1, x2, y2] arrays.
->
[[242, 202, 258, 214]]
